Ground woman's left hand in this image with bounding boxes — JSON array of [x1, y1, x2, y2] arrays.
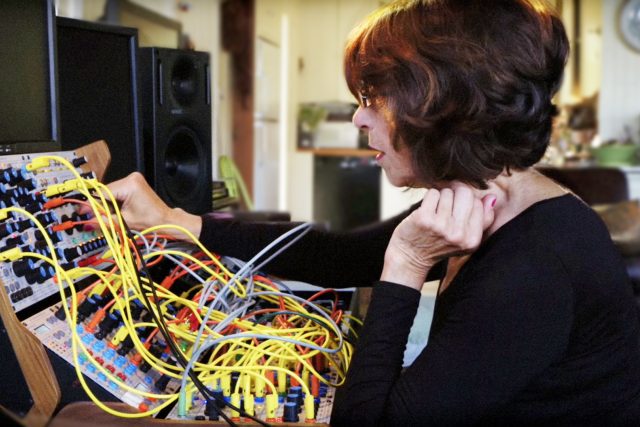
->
[[381, 184, 496, 290]]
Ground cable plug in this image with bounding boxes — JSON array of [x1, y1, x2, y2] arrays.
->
[[44, 178, 96, 197], [220, 374, 231, 397], [277, 370, 287, 394], [254, 376, 265, 398], [265, 393, 278, 422], [243, 393, 255, 417], [304, 393, 316, 422], [109, 326, 129, 349], [25, 157, 51, 171], [44, 182, 71, 198], [230, 393, 241, 421], [43, 197, 68, 210], [52, 221, 75, 232], [91, 282, 109, 296], [85, 308, 107, 334], [0, 247, 22, 262]]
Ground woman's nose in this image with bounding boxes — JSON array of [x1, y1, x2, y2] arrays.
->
[[352, 106, 368, 131]]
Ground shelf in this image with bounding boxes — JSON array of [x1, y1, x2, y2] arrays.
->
[[297, 148, 377, 157]]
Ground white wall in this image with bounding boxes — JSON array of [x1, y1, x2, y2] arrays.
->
[[380, 179, 426, 219], [599, 0, 640, 143], [579, 0, 602, 99], [281, 0, 315, 221], [286, 0, 382, 221]]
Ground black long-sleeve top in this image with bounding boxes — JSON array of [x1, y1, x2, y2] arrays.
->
[[199, 204, 422, 287], [331, 194, 640, 425], [200, 195, 640, 425]]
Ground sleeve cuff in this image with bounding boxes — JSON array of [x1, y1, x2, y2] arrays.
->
[[374, 280, 422, 299]]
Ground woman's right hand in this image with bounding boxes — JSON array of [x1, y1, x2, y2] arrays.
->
[[381, 185, 496, 290], [103, 172, 202, 239]]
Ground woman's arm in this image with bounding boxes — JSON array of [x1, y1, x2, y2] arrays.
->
[[104, 172, 424, 287], [198, 205, 420, 287], [331, 257, 574, 425]]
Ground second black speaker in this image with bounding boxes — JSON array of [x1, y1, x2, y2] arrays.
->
[[138, 47, 212, 215]]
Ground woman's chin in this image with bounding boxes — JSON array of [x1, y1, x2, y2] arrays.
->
[[384, 173, 411, 188]]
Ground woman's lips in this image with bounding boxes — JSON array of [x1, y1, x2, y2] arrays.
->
[[369, 146, 384, 161]]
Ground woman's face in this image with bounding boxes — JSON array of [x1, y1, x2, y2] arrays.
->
[[353, 103, 418, 187]]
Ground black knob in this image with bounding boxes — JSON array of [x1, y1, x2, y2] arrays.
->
[[77, 297, 99, 321], [0, 222, 13, 238], [72, 157, 87, 167], [63, 246, 81, 260], [154, 374, 171, 392], [95, 313, 120, 340], [17, 178, 36, 192], [283, 402, 299, 422], [12, 259, 34, 277], [25, 266, 47, 285]]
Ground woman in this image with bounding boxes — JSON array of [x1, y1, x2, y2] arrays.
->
[[107, 0, 640, 424]]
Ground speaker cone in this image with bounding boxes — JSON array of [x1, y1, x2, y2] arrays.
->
[[162, 125, 206, 205], [171, 55, 198, 107]]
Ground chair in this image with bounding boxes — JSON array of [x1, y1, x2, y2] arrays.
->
[[536, 166, 629, 205], [217, 155, 291, 222], [218, 155, 254, 211]]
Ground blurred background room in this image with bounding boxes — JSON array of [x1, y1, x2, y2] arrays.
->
[[49, 0, 639, 228]]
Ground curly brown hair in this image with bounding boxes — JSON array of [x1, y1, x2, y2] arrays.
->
[[344, 0, 569, 188]]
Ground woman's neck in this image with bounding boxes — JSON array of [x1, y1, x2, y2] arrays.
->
[[473, 168, 568, 238], [439, 168, 568, 294]]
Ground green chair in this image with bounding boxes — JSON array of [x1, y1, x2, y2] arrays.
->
[[218, 155, 254, 211], [217, 155, 291, 222]]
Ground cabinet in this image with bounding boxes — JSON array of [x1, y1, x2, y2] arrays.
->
[[313, 155, 380, 231]]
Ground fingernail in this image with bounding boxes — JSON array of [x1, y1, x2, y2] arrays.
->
[[84, 224, 95, 232]]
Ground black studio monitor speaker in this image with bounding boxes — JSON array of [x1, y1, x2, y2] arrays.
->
[[138, 48, 212, 215], [56, 17, 144, 183]]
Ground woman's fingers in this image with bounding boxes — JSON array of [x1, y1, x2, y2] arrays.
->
[[382, 185, 497, 289], [481, 194, 497, 231], [420, 185, 496, 253], [436, 188, 454, 217]]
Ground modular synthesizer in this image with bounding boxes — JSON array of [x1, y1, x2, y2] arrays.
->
[[0, 145, 357, 425]]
